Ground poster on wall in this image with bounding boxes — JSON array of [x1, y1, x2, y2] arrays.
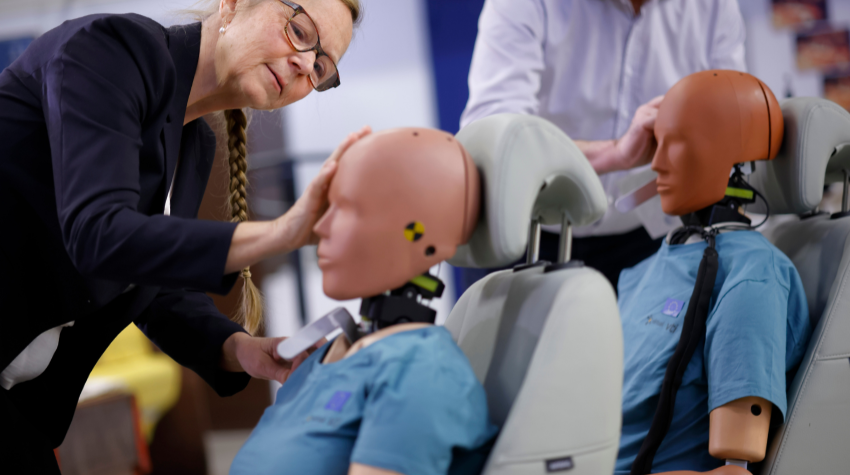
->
[[0, 37, 33, 71], [772, 0, 828, 29], [796, 26, 850, 71], [824, 73, 850, 111]]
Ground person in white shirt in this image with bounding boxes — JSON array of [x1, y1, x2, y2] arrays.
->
[[460, 0, 746, 289]]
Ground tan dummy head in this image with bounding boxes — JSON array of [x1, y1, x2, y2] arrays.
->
[[652, 70, 784, 216], [314, 128, 480, 301]]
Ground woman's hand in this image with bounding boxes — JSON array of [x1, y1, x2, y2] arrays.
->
[[224, 126, 371, 274], [220, 332, 314, 383], [275, 125, 372, 250]]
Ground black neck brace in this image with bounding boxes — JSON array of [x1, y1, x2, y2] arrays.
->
[[681, 165, 758, 228], [359, 273, 446, 335]]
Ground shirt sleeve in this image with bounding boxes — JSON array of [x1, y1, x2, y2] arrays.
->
[[44, 15, 238, 293], [704, 279, 791, 419], [708, 0, 747, 71], [351, 342, 495, 475], [134, 287, 250, 397], [460, 0, 547, 129]]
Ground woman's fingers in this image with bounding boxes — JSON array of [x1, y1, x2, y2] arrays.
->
[[273, 126, 373, 251], [327, 125, 372, 164], [305, 125, 372, 208]]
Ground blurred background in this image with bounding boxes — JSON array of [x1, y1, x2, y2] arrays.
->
[[2, 0, 849, 473]]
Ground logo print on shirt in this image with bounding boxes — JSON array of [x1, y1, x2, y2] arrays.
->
[[662, 298, 685, 317], [645, 316, 678, 334], [325, 391, 352, 412]]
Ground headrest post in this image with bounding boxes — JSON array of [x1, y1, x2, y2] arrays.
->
[[557, 213, 572, 264], [526, 218, 542, 265], [843, 169, 849, 213]]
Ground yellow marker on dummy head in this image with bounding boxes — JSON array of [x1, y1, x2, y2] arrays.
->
[[404, 221, 425, 242]]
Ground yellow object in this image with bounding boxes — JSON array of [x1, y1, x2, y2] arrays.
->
[[404, 221, 425, 242], [410, 274, 439, 293], [86, 325, 181, 441]]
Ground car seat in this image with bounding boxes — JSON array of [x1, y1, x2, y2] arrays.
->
[[748, 97, 850, 475], [446, 114, 624, 475]]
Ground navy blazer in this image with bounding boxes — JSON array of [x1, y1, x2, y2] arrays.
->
[[0, 14, 251, 446]]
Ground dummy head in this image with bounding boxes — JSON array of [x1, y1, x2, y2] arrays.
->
[[652, 70, 784, 216], [314, 128, 480, 301]]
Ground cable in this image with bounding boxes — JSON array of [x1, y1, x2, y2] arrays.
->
[[750, 186, 770, 228]]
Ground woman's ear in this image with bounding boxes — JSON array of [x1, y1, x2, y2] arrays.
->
[[219, 0, 238, 20]]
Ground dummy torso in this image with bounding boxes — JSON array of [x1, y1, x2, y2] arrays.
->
[[616, 230, 809, 473], [232, 325, 496, 475], [230, 128, 496, 475]]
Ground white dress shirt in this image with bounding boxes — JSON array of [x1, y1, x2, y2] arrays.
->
[[461, 0, 747, 238]]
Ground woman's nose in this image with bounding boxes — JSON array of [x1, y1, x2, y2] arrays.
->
[[288, 50, 316, 76]]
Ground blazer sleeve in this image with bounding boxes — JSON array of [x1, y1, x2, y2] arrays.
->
[[135, 287, 251, 397], [43, 15, 238, 294]]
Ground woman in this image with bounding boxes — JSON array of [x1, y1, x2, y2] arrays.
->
[[0, 0, 364, 471]]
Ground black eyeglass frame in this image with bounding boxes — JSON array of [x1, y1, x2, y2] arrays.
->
[[279, 0, 341, 91]]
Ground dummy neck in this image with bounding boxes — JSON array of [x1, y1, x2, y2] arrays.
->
[[681, 164, 762, 228], [359, 273, 446, 335], [276, 273, 447, 363]]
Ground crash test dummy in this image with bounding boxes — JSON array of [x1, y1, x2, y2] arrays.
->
[[615, 70, 811, 475], [229, 128, 498, 475]]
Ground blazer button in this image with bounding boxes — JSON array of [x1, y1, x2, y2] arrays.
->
[[166, 114, 172, 124]]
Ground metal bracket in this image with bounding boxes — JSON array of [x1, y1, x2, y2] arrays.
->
[[526, 217, 542, 265]]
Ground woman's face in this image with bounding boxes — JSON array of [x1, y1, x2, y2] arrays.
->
[[215, 0, 353, 110]]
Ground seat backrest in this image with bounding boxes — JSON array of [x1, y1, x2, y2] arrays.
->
[[446, 114, 623, 475], [748, 98, 850, 475]]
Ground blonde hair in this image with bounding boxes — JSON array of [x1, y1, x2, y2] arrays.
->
[[183, 0, 361, 24], [208, 0, 361, 335]]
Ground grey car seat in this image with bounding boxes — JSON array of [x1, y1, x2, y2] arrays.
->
[[445, 114, 624, 475], [748, 97, 850, 475]]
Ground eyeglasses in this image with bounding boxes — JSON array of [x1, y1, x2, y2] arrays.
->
[[279, 0, 340, 92]]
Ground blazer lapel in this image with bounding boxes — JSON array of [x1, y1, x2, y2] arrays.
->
[[161, 22, 203, 210], [161, 114, 182, 207]]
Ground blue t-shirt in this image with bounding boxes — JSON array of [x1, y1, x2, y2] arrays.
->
[[230, 326, 498, 475], [615, 231, 810, 474]]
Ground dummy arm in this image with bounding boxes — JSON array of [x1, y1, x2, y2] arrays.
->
[[657, 396, 772, 475], [349, 464, 401, 475]]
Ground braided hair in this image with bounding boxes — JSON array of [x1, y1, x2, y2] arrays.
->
[[224, 108, 263, 335]]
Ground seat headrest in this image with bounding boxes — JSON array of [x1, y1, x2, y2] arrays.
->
[[749, 98, 850, 215], [449, 114, 607, 268]]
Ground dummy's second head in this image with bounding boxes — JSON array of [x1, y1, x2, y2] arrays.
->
[[314, 128, 480, 301], [652, 70, 784, 216]]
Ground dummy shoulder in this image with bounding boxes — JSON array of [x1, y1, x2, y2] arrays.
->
[[375, 327, 478, 385], [716, 231, 796, 293]]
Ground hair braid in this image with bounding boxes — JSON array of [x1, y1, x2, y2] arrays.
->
[[224, 108, 263, 335]]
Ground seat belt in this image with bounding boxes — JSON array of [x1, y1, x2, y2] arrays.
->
[[630, 226, 719, 475]]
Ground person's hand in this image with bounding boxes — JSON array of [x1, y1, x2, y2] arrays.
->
[[220, 332, 315, 384], [612, 95, 663, 171], [275, 125, 372, 250]]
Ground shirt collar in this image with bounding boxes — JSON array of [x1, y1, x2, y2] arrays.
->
[[165, 22, 203, 124]]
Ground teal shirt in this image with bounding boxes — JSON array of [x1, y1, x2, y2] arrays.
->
[[615, 231, 810, 474], [230, 326, 498, 475]]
